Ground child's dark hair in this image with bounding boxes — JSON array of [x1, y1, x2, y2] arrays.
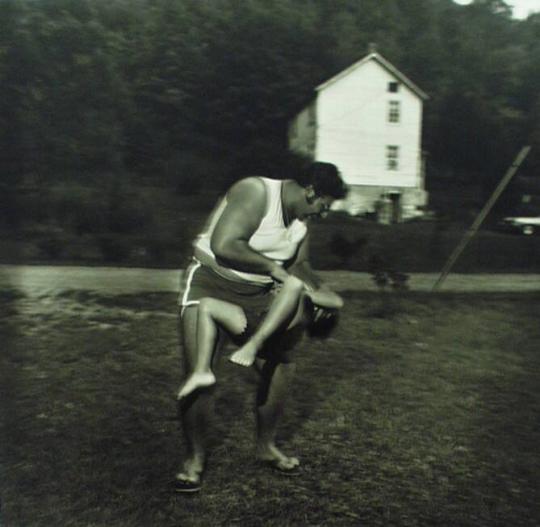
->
[[302, 162, 348, 200], [304, 296, 339, 339]]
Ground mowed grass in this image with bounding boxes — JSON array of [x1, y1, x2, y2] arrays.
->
[[1, 288, 539, 526]]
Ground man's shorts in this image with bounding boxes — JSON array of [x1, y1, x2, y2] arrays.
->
[[179, 259, 274, 341]]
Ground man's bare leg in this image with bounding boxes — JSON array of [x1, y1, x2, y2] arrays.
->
[[178, 298, 246, 399], [255, 358, 299, 470], [176, 306, 217, 487], [230, 275, 304, 367], [254, 297, 307, 472]]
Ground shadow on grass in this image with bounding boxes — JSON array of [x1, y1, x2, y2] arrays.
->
[[280, 290, 410, 443]]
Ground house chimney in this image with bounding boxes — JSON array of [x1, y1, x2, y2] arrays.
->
[[368, 42, 377, 54]]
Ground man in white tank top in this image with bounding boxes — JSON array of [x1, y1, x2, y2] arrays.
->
[[175, 162, 347, 492]]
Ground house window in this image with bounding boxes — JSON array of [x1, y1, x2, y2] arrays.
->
[[388, 100, 400, 123], [386, 145, 399, 170], [388, 81, 399, 93]]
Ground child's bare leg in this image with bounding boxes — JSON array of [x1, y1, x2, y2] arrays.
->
[[178, 298, 247, 399], [229, 276, 304, 367]]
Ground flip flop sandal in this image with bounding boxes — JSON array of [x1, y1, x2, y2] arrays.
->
[[174, 474, 202, 493], [258, 458, 301, 476]]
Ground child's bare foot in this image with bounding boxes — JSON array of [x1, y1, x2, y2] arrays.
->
[[177, 372, 216, 399], [229, 341, 259, 367]]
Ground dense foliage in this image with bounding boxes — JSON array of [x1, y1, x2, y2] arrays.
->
[[1, 0, 539, 187]]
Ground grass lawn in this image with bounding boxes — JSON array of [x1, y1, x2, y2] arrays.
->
[[1, 287, 539, 526]]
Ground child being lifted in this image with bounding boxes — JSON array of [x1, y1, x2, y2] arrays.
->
[[177, 270, 343, 399]]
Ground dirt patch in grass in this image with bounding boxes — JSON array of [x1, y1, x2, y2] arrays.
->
[[1, 290, 539, 526]]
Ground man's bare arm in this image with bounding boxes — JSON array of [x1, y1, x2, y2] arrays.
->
[[210, 178, 287, 279]]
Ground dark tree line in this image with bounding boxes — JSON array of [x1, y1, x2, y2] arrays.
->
[[1, 0, 539, 197]]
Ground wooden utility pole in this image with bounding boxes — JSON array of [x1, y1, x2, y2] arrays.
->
[[432, 146, 531, 291]]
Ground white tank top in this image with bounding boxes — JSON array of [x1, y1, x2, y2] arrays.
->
[[194, 178, 307, 284]]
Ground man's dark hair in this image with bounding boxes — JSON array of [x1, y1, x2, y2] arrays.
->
[[302, 162, 348, 200]]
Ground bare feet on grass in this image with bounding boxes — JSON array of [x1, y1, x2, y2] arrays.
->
[[256, 443, 300, 471], [229, 340, 259, 367], [177, 372, 216, 399]]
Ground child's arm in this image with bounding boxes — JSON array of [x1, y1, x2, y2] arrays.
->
[[287, 235, 344, 310], [287, 235, 322, 288], [305, 286, 344, 310]]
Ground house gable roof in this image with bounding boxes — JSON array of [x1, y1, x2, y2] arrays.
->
[[315, 52, 429, 100]]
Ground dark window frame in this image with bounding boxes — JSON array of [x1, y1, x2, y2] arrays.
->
[[386, 145, 399, 171]]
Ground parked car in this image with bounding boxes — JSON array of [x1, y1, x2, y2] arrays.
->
[[498, 215, 540, 235]]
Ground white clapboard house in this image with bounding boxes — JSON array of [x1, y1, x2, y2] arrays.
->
[[288, 50, 428, 222]]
